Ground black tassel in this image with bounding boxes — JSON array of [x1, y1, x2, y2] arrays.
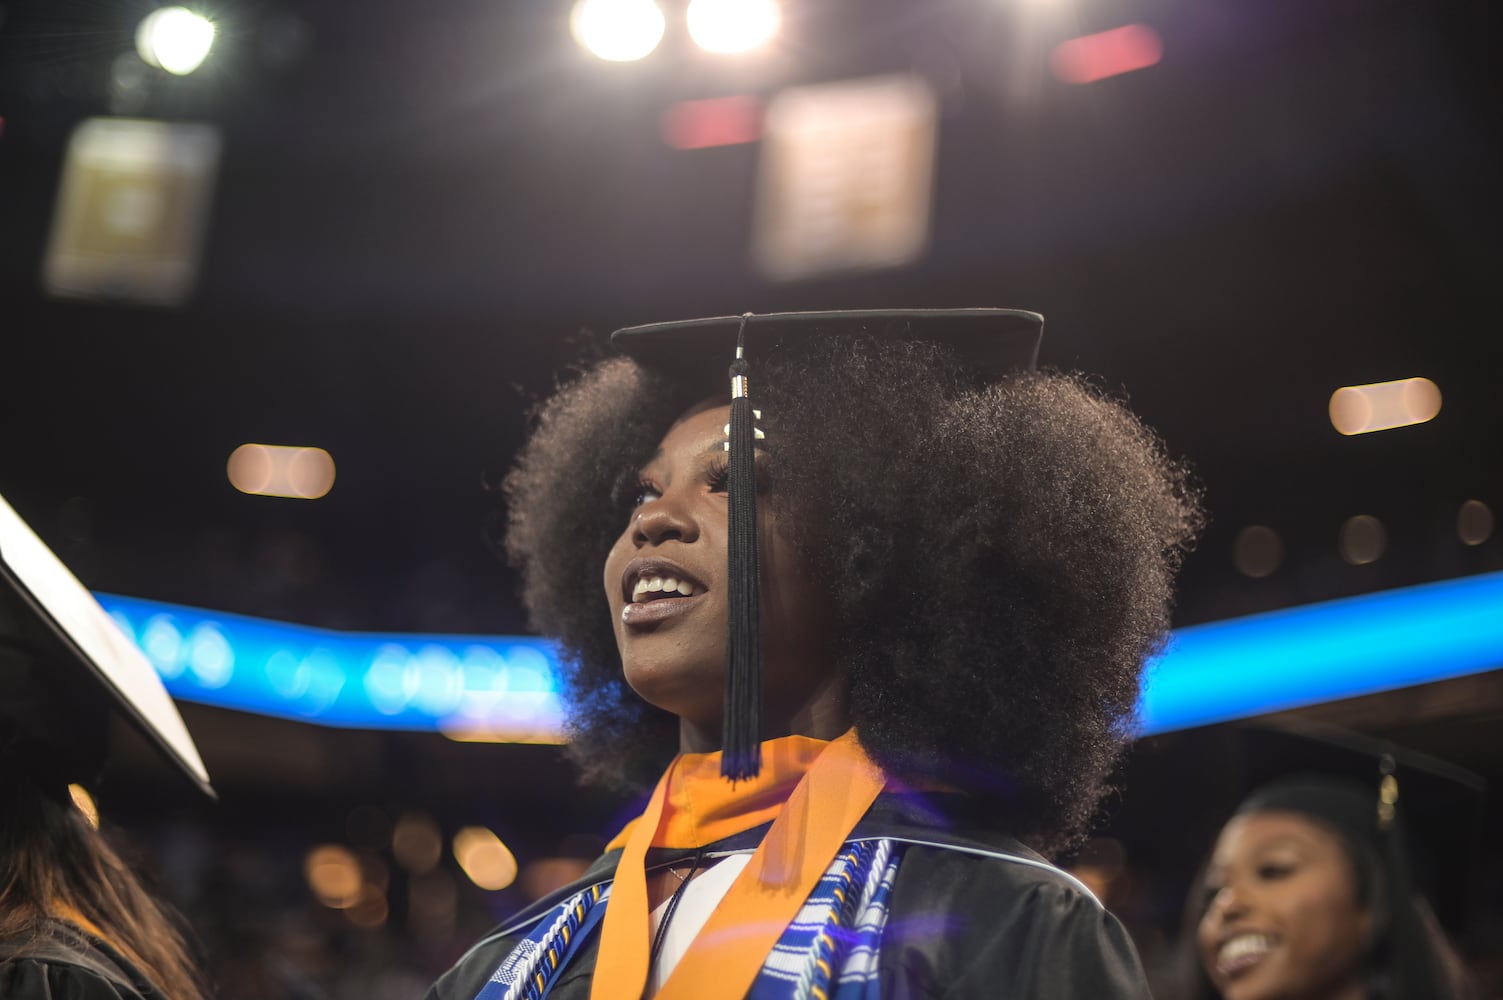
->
[[723, 320, 762, 781]]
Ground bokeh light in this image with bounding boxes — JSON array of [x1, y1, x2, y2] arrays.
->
[[136, 7, 216, 76], [304, 845, 362, 908], [227, 444, 336, 500], [1050, 25, 1162, 85], [1329, 377, 1442, 435], [344, 886, 389, 928], [1339, 514, 1387, 566], [453, 826, 519, 890], [686, 0, 780, 54], [392, 812, 443, 874], [1458, 500, 1494, 546], [570, 0, 666, 62], [521, 857, 593, 900], [1232, 525, 1284, 579]]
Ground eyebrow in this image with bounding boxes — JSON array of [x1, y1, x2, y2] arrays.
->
[[637, 441, 768, 479]]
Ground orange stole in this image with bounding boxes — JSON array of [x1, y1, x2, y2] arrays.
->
[[589, 730, 887, 1000]]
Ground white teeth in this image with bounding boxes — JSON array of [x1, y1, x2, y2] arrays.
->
[[629, 575, 698, 602], [1218, 933, 1275, 969]]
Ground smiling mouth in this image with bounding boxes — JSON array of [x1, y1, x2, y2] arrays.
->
[[630, 573, 700, 602], [620, 565, 709, 628], [1216, 933, 1276, 978]]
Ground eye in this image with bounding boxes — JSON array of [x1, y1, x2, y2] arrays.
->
[[611, 470, 660, 511], [706, 455, 730, 494], [1256, 862, 1296, 881], [632, 480, 662, 508]]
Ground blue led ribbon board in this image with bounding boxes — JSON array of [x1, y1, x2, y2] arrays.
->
[[1138, 570, 1503, 734], [96, 593, 567, 742], [96, 570, 1503, 741]]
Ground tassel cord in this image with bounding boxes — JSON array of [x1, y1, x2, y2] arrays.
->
[[724, 357, 763, 781]]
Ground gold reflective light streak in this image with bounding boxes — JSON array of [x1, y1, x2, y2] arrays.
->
[[69, 784, 100, 828], [1328, 377, 1441, 436], [227, 444, 335, 499], [453, 826, 519, 890]]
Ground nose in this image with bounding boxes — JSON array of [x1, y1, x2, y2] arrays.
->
[[633, 494, 699, 547], [1205, 883, 1250, 925]]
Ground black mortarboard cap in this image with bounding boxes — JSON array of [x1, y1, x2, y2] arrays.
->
[[1230, 719, 1486, 933], [0, 493, 214, 799], [611, 308, 1045, 780]]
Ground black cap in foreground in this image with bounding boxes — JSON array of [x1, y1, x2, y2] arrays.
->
[[0, 493, 214, 799], [610, 308, 1045, 781]]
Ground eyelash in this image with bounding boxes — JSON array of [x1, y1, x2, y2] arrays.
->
[[629, 456, 732, 509], [1257, 862, 1295, 880]]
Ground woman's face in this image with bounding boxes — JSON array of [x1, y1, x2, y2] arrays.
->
[[601, 401, 843, 749], [1197, 811, 1372, 1000]]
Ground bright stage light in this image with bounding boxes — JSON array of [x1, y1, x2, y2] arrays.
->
[[687, 0, 780, 54], [136, 7, 216, 76], [571, 0, 666, 62]]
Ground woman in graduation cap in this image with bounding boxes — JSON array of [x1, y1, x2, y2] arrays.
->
[[1184, 772, 1481, 1000], [0, 495, 212, 1000], [430, 309, 1203, 999]]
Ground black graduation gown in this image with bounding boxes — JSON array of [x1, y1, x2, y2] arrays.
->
[[428, 792, 1151, 999], [0, 919, 167, 1000]]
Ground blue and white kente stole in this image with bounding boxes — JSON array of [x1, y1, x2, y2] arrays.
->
[[472, 840, 904, 1000], [746, 838, 903, 1000]]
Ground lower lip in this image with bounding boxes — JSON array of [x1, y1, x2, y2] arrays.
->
[[1218, 947, 1272, 979], [621, 591, 707, 627]]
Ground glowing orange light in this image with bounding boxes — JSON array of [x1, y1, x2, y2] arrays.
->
[[344, 887, 388, 928], [1050, 25, 1163, 85], [304, 845, 363, 908], [1328, 378, 1441, 435], [227, 444, 335, 499], [454, 826, 519, 890], [661, 96, 763, 150]]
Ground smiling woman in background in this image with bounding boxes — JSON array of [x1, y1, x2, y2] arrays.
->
[[429, 309, 1203, 999], [1186, 775, 1479, 1000]]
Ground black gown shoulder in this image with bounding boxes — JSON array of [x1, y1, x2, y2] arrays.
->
[[428, 791, 1152, 1000], [0, 920, 167, 1000]]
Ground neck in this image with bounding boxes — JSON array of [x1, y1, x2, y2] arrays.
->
[[677, 672, 851, 754]]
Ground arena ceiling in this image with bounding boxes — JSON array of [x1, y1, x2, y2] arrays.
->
[[0, 0, 1498, 643]]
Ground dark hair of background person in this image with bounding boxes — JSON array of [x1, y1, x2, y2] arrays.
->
[[500, 334, 1204, 858], [0, 773, 210, 1000], [1171, 779, 1482, 1000]]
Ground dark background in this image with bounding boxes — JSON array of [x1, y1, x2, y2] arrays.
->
[[1, 0, 1500, 995]]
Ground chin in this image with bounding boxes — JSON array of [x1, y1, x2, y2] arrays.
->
[[621, 653, 724, 718]]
